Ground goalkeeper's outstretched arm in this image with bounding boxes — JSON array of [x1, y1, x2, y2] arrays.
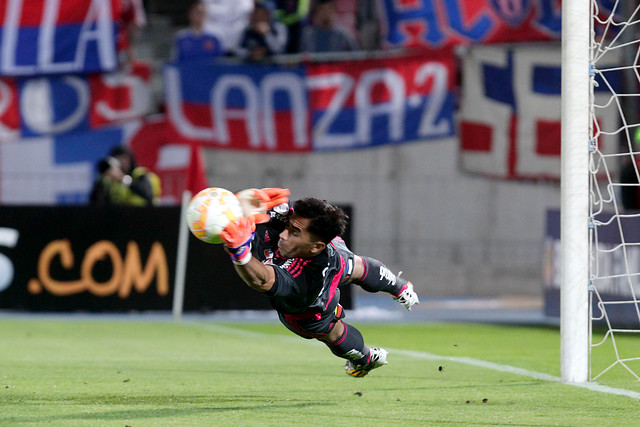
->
[[233, 256, 276, 293], [219, 216, 276, 293]]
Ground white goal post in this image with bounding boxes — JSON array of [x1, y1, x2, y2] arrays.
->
[[560, 0, 591, 383]]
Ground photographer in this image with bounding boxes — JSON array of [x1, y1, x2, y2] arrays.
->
[[89, 145, 161, 206]]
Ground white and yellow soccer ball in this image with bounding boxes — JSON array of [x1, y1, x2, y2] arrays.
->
[[186, 187, 244, 244]]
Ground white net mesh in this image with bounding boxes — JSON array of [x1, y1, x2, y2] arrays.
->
[[590, 1, 640, 381]]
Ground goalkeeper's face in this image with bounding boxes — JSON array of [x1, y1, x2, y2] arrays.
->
[[278, 215, 326, 259]]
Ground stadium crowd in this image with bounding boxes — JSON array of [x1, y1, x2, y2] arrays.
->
[[172, 0, 380, 62]]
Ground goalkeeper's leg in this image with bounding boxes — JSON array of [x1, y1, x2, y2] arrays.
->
[[352, 256, 404, 294], [352, 256, 420, 310], [322, 320, 388, 378]]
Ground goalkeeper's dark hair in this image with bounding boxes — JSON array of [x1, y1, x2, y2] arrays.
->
[[293, 198, 348, 244]]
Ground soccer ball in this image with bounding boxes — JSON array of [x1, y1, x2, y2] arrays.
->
[[186, 187, 244, 244]]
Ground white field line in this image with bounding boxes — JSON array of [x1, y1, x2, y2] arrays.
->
[[392, 349, 640, 400], [190, 322, 640, 400]]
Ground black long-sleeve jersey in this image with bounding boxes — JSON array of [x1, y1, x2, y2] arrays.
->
[[252, 212, 355, 316]]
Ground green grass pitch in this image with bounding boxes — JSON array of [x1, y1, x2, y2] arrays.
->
[[2, 317, 640, 426]]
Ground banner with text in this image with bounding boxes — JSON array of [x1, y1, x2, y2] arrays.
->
[[0, 61, 151, 141], [459, 44, 620, 180], [165, 52, 456, 152], [379, 0, 560, 49], [0, 0, 120, 76], [379, 0, 621, 49]]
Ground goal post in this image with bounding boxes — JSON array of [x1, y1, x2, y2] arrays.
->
[[560, 0, 591, 383]]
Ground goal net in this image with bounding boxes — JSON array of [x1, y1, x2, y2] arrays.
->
[[589, 1, 640, 381]]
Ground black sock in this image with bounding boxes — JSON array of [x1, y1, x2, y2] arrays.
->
[[354, 256, 406, 295], [325, 322, 369, 365]]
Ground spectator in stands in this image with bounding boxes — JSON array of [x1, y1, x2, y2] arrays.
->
[[90, 145, 161, 207], [118, 0, 147, 64], [235, 4, 288, 62], [299, 0, 359, 53], [356, 0, 381, 50], [202, 0, 255, 55], [174, 0, 225, 61], [272, 0, 311, 53]]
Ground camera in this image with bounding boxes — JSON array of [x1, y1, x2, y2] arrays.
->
[[97, 156, 122, 174]]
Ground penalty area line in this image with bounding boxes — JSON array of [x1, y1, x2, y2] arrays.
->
[[188, 322, 640, 400], [392, 348, 640, 400]]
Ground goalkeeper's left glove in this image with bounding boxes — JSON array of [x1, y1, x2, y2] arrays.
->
[[219, 217, 256, 265], [236, 188, 290, 224]]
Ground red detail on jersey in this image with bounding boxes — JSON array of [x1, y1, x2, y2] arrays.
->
[[262, 249, 275, 265], [287, 258, 311, 278], [263, 230, 271, 242], [325, 255, 345, 309], [281, 312, 325, 339], [360, 256, 370, 281], [327, 319, 348, 346], [331, 237, 345, 245]]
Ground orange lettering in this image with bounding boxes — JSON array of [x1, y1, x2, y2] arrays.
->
[[82, 241, 122, 297], [118, 241, 169, 298], [37, 240, 85, 296], [29, 239, 169, 299]]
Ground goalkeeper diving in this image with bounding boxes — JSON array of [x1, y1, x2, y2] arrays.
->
[[218, 188, 419, 378]]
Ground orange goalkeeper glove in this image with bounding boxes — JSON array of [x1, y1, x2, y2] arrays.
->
[[236, 188, 290, 224], [219, 217, 256, 265]]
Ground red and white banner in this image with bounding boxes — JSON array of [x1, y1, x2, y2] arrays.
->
[[380, 0, 561, 49], [0, 0, 120, 76], [459, 44, 619, 180], [0, 61, 152, 141], [165, 51, 456, 152]]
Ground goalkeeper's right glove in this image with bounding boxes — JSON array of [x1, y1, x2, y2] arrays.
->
[[236, 188, 290, 224], [219, 217, 256, 265]]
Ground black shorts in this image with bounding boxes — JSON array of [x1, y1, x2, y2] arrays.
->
[[278, 292, 345, 339]]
